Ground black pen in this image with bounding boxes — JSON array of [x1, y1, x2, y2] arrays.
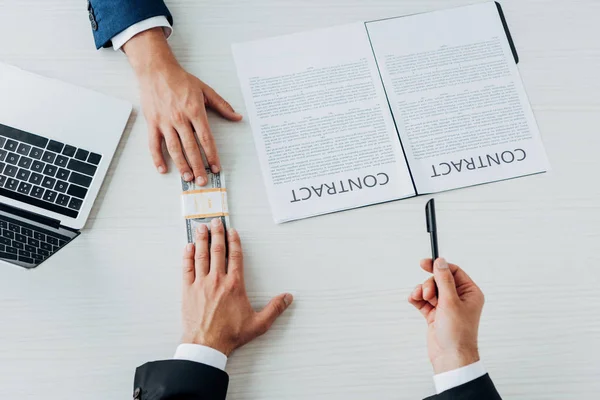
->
[[425, 199, 439, 262]]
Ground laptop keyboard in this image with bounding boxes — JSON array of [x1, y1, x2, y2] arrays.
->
[[0, 214, 70, 265], [0, 123, 102, 218]]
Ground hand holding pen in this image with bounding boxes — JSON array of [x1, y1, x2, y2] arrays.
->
[[411, 199, 484, 373]]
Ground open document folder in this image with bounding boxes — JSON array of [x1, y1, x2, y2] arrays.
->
[[232, 2, 549, 223]]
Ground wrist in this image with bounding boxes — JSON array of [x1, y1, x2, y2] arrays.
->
[[432, 348, 480, 374], [122, 27, 180, 79]]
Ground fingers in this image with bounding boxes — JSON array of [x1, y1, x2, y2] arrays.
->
[[148, 126, 167, 174], [194, 224, 210, 277], [422, 276, 438, 307], [409, 282, 436, 315], [209, 218, 226, 275], [420, 258, 434, 273], [204, 86, 243, 122], [420, 258, 477, 292], [433, 258, 459, 302], [408, 285, 434, 320], [175, 122, 208, 186], [227, 228, 244, 277], [411, 284, 423, 301], [253, 293, 294, 336], [191, 109, 220, 175], [182, 242, 195, 286], [163, 127, 194, 182], [408, 296, 435, 320]]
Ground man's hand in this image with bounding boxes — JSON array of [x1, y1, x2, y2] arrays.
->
[[181, 218, 293, 356], [123, 28, 242, 186], [408, 258, 484, 374]]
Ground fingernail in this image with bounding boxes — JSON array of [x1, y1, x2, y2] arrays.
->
[[186, 243, 194, 253], [234, 112, 243, 119], [228, 228, 237, 239], [283, 294, 293, 306], [183, 172, 193, 181], [195, 224, 208, 240], [196, 224, 207, 234], [412, 285, 420, 296], [211, 218, 221, 228], [157, 166, 166, 174], [196, 176, 206, 186], [435, 258, 449, 269], [211, 165, 220, 174]]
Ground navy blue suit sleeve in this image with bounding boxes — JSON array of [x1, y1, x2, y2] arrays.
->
[[88, 0, 173, 49]]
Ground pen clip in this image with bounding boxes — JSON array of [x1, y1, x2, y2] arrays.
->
[[425, 199, 436, 233]]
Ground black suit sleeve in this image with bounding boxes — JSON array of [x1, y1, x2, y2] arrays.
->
[[133, 360, 229, 400], [423, 374, 501, 400]]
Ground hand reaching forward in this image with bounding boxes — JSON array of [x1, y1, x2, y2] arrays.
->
[[408, 258, 485, 374], [181, 218, 293, 356], [123, 28, 242, 186]]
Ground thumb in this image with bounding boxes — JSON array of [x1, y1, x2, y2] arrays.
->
[[433, 258, 458, 302], [253, 293, 294, 336], [204, 86, 243, 121]]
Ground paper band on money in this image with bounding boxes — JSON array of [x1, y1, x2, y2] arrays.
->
[[181, 188, 229, 219]]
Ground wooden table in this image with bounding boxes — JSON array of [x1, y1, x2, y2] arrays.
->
[[0, 0, 599, 398]]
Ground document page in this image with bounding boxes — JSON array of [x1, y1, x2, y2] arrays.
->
[[366, 2, 550, 194], [233, 23, 415, 223]]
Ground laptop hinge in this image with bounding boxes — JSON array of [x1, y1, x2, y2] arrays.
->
[[0, 202, 62, 229]]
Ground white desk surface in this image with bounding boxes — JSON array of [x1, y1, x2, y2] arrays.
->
[[1, 0, 599, 398]]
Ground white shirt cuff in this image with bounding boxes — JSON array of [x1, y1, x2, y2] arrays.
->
[[110, 16, 173, 51], [173, 344, 228, 371], [433, 361, 487, 394]]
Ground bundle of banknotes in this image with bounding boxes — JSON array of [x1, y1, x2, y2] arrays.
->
[[181, 169, 230, 243]]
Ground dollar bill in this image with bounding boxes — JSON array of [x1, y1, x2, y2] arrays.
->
[[181, 169, 231, 243]]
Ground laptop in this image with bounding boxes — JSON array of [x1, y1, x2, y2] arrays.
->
[[0, 63, 131, 269]]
